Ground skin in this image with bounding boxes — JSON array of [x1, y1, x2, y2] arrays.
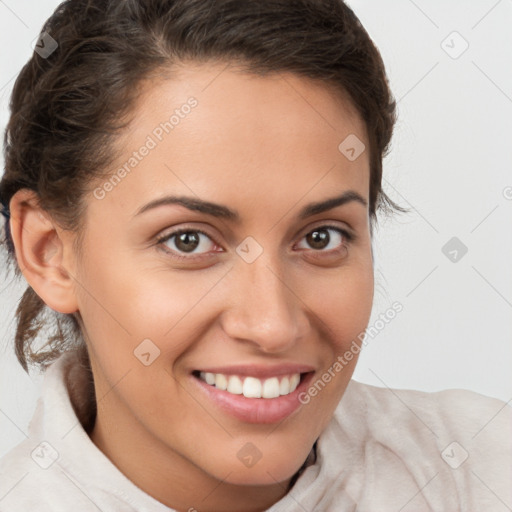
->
[[10, 61, 374, 512]]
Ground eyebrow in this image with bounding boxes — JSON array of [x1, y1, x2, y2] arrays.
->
[[134, 190, 367, 221]]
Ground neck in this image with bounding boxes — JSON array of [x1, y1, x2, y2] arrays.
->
[[90, 407, 299, 512]]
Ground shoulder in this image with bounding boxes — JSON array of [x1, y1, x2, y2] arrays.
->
[[327, 379, 512, 508], [0, 438, 74, 511], [341, 378, 511, 418], [0, 352, 97, 511], [0, 351, 174, 512], [338, 379, 512, 441]]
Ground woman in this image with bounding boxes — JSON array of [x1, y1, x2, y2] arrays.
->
[[0, 0, 510, 510]]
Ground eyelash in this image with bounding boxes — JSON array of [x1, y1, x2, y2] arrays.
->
[[155, 224, 356, 261]]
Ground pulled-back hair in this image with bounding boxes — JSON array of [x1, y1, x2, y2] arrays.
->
[[0, 0, 406, 372]]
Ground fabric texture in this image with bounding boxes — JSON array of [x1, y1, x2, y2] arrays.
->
[[0, 350, 510, 511]]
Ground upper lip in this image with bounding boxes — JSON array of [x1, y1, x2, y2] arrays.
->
[[193, 364, 315, 378]]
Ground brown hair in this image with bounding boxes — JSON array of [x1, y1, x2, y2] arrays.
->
[[0, 0, 407, 373]]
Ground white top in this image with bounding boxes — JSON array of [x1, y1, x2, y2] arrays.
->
[[0, 350, 510, 511]]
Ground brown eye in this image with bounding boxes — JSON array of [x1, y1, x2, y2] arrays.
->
[[157, 229, 218, 259], [175, 231, 200, 253], [306, 229, 330, 250], [296, 225, 354, 253]]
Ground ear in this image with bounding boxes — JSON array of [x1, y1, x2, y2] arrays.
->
[[9, 189, 79, 314]]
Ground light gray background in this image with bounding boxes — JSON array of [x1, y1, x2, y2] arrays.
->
[[1, 0, 511, 458]]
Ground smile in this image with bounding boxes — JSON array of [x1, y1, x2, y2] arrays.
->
[[191, 366, 315, 424], [198, 371, 301, 399]]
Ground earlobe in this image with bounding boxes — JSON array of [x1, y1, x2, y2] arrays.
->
[[9, 189, 79, 314]]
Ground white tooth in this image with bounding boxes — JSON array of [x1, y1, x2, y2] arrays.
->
[[243, 377, 262, 398], [279, 376, 290, 396], [227, 375, 243, 394], [205, 372, 215, 385], [215, 373, 228, 390], [199, 371, 206, 381], [262, 377, 280, 399], [289, 373, 300, 392]]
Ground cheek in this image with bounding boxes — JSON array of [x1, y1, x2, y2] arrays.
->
[[337, 274, 374, 351], [303, 257, 374, 351], [296, 259, 374, 418], [74, 245, 224, 366]]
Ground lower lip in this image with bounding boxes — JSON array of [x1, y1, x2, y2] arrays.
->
[[192, 373, 314, 424]]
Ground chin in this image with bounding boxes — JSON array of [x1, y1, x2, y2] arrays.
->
[[206, 453, 309, 487]]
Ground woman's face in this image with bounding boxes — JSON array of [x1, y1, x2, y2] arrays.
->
[[71, 61, 374, 504]]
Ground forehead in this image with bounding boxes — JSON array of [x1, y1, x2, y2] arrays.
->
[[131, 61, 368, 144], [91, 62, 370, 222]]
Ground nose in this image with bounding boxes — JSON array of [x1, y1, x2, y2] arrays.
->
[[220, 257, 308, 354]]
